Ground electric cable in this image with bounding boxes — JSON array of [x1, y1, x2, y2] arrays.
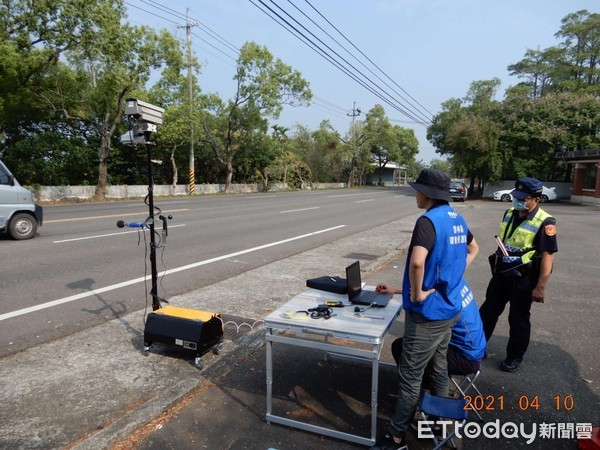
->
[[222, 319, 265, 334], [123, 0, 179, 25], [302, 0, 435, 121], [250, 0, 429, 126], [124, 0, 432, 135], [191, 31, 238, 62]]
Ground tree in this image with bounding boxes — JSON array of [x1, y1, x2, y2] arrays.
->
[[429, 158, 450, 174], [201, 42, 311, 193], [0, 0, 123, 133], [428, 79, 505, 191], [149, 48, 203, 190], [556, 10, 600, 90], [309, 121, 345, 182], [362, 105, 419, 185], [508, 10, 600, 98], [507, 47, 566, 99], [61, 18, 183, 199], [501, 91, 600, 180]]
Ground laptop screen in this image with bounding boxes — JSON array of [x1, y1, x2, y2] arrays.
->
[[345, 261, 362, 300]]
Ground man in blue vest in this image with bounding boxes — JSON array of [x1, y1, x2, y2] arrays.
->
[[480, 177, 558, 372], [391, 283, 486, 377], [371, 169, 479, 450]]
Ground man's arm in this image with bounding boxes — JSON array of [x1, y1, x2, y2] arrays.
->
[[466, 237, 479, 269], [532, 251, 553, 303], [409, 245, 435, 302]]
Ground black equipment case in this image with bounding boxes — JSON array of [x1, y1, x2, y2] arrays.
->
[[144, 305, 224, 368]]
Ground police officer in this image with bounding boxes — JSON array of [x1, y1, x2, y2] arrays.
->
[[479, 177, 558, 372]]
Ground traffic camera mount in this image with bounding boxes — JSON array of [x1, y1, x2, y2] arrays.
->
[[120, 98, 165, 311], [119, 98, 223, 369]]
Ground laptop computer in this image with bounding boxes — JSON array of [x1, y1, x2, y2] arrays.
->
[[345, 260, 393, 307]]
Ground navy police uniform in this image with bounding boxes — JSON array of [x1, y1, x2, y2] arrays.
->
[[479, 178, 558, 372]]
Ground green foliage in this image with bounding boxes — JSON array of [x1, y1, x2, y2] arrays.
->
[[428, 10, 600, 186], [2, 6, 598, 192], [429, 159, 450, 174], [3, 131, 96, 185], [201, 41, 312, 192]]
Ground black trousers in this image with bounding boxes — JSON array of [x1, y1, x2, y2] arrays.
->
[[479, 275, 535, 360]]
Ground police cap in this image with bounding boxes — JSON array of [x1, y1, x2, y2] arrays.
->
[[512, 177, 543, 200]]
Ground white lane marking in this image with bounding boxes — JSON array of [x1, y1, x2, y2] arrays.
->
[[112, 202, 188, 207], [243, 195, 279, 199], [53, 224, 187, 243], [280, 207, 320, 214], [327, 192, 387, 198], [45, 209, 190, 223], [355, 199, 375, 203], [0, 225, 346, 321]]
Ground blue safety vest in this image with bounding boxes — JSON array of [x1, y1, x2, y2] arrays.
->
[[402, 204, 467, 320], [449, 282, 486, 361]]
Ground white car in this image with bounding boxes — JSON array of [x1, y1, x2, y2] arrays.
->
[[493, 186, 557, 203]]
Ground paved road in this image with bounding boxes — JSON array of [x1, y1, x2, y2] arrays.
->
[[0, 187, 419, 357], [124, 199, 600, 450], [0, 198, 598, 450]]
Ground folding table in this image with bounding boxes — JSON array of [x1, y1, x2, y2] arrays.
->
[[265, 286, 402, 446]]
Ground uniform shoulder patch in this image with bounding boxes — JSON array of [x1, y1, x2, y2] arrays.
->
[[545, 224, 556, 236]]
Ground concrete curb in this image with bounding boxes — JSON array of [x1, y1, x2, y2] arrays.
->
[[72, 328, 267, 450]]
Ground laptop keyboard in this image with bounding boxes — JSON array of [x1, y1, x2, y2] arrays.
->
[[359, 291, 380, 303]]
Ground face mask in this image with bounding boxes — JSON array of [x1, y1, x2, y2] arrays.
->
[[512, 198, 527, 210]]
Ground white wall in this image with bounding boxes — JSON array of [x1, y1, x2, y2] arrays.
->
[[35, 183, 346, 201]]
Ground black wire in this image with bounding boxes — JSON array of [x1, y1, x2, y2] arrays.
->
[[126, 0, 421, 128], [138, 0, 188, 22], [251, 0, 429, 126], [191, 31, 238, 61], [289, 0, 432, 124], [303, 0, 435, 121], [262, 0, 428, 125], [142, 228, 150, 324], [123, 0, 179, 25]]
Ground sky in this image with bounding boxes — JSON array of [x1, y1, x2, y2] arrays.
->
[[127, 0, 598, 164]]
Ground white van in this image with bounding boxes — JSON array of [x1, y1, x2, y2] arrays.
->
[[0, 160, 43, 239]]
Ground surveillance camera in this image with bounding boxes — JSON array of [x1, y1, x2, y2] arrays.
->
[[120, 128, 147, 146], [124, 98, 164, 125]]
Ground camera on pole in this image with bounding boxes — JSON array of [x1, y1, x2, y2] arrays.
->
[[120, 98, 164, 145], [117, 98, 223, 369]]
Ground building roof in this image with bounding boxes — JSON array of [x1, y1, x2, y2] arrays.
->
[[555, 148, 600, 161]]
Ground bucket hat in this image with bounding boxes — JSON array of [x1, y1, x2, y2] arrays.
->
[[408, 169, 451, 201]]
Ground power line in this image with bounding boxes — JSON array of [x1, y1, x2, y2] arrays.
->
[[191, 31, 238, 61], [303, 0, 435, 120], [249, 0, 429, 126], [124, 0, 179, 25], [264, 0, 430, 126], [290, 0, 433, 124], [313, 96, 347, 113], [124, 1, 425, 133]]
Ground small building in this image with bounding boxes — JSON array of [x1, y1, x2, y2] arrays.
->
[[365, 162, 407, 186], [555, 148, 600, 206]]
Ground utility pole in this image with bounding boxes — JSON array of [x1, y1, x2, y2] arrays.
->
[[177, 10, 198, 195], [347, 102, 361, 188]]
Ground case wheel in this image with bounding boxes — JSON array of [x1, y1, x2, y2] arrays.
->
[[212, 342, 223, 355], [194, 356, 203, 370]]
